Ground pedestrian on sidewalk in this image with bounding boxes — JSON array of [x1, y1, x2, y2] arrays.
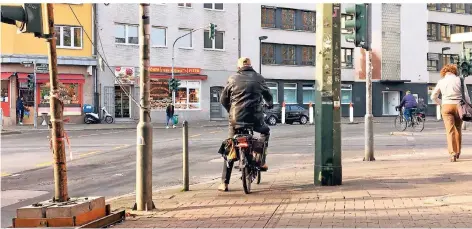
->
[[431, 64, 470, 162], [16, 96, 25, 125], [166, 103, 175, 129]]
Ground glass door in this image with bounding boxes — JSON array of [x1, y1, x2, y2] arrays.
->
[[114, 86, 130, 118]]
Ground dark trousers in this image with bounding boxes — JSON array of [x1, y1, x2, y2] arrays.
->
[[221, 122, 270, 184], [17, 109, 24, 123]]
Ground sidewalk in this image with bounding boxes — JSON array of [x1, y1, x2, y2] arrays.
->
[[109, 149, 472, 228]]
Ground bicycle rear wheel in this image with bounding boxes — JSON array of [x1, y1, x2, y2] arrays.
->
[[394, 115, 407, 131], [412, 116, 425, 132], [242, 166, 252, 194]]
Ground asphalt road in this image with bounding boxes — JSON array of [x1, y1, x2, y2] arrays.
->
[[0, 121, 463, 227]]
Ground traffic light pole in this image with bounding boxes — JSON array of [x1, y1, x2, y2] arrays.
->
[[364, 3, 374, 161], [134, 3, 155, 211], [46, 3, 69, 202], [314, 3, 342, 186], [33, 60, 38, 129]]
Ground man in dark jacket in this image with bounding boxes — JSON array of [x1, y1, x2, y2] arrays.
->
[[165, 104, 175, 129], [218, 57, 274, 191], [396, 91, 417, 122], [16, 96, 25, 125]]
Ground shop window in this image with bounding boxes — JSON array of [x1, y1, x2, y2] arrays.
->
[[283, 83, 297, 104], [1, 81, 8, 103], [150, 79, 171, 110], [341, 84, 352, 104], [177, 28, 193, 48], [115, 24, 138, 45], [149, 79, 200, 110], [55, 25, 82, 49], [302, 84, 315, 104], [267, 82, 278, 103], [341, 48, 354, 68], [39, 83, 80, 105]]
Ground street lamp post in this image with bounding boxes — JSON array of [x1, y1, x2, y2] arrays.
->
[[259, 36, 268, 74]]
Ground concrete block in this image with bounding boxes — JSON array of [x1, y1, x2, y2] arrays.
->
[[46, 201, 90, 218], [16, 201, 55, 219], [82, 196, 106, 210]]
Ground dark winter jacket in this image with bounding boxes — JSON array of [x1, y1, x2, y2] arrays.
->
[[220, 66, 274, 125], [399, 94, 418, 109], [16, 98, 24, 111], [166, 105, 174, 117]]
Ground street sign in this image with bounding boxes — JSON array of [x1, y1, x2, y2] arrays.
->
[[36, 63, 49, 73], [451, 32, 472, 43], [21, 61, 33, 65]]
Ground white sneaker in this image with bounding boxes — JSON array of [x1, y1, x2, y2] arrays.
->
[[166, 126, 169, 129], [172, 125, 176, 128], [19, 122, 23, 125]]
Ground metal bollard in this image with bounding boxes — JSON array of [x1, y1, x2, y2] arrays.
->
[[281, 102, 286, 124], [182, 120, 189, 191]]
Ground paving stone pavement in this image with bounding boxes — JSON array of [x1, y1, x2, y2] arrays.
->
[[109, 149, 472, 228]]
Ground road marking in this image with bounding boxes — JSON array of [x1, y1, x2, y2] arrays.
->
[[190, 134, 202, 138], [1, 172, 11, 177], [79, 151, 100, 157], [209, 131, 222, 134], [36, 161, 53, 167], [113, 144, 130, 150]]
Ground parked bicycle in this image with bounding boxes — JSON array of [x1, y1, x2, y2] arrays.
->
[[394, 107, 425, 132], [232, 122, 267, 194]]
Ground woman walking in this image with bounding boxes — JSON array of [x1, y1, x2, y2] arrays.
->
[[431, 64, 471, 162]]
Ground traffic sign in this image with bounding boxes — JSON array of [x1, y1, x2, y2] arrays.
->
[[21, 61, 33, 65], [35, 63, 49, 73]]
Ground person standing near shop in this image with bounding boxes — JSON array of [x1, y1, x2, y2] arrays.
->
[[16, 96, 25, 125], [166, 103, 175, 129]]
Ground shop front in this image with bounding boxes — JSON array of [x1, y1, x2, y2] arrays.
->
[[1, 73, 13, 126], [113, 66, 136, 121]]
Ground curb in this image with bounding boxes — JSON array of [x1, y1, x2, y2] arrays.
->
[[1, 130, 22, 135]]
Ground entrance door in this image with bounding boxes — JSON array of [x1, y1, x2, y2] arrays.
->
[[210, 86, 224, 120], [103, 86, 115, 118], [382, 91, 400, 116], [114, 85, 131, 118]]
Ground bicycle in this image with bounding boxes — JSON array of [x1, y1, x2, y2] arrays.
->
[[394, 107, 425, 132], [231, 122, 267, 194]]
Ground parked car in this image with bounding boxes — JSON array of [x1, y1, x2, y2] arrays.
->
[[264, 104, 309, 126]]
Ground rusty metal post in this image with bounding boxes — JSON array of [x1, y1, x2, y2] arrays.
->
[[134, 3, 155, 211], [46, 3, 69, 202]]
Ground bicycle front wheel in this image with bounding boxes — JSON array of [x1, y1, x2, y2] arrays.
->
[[412, 116, 425, 132], [394, 115, 407, 131]]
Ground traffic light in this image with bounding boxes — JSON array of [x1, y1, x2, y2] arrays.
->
[[345, 4, 370, 50], [27, 74, 34, 89], [209, 23, 216, 40], [1, 4, 45, 38], [168, 78, 181, 92], [459, 61, 472, 77]]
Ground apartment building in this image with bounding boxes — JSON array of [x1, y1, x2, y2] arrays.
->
[[95, 3, 238, 122], [241, 3, 472, 118], [1, 3, 96, 126]]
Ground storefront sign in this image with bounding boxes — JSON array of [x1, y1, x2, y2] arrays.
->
[[115, 67, 136, 85], [36, 64, 49, 73], [149, 66, 201, 74]]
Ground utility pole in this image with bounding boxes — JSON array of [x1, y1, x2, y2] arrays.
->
[[364, 49, 375, 161], [33, 60, 38, 129], [314, 3, 342, 186], [134, 3, 155, 211], [46, 3, 69, 202]]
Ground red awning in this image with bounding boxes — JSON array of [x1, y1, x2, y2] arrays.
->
[[1, 72, 14, 80], [16, 73, 85, 83], [150, 74, 208, 80]]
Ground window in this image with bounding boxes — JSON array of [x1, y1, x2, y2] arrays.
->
[[427, 53, 439, 71], [442, 54, 459, 66], [267, 82, 278, 103], [55, 25, 82, 48], [281, 9, 296, 30], [40, 83, 80, 105], [428, 86, 436, 104], [427, 3, 437, 11], [301, 11, 316, 32], [204, 3, 223, 10], [341, 48, 354, 68], [440, 24, 451, 42], [281, 45, 296, 65], [261, 43, 276, 64], [341, 84, 352, 104], [261, 6, 276, 28], [427, 23, 438, 41], [204, 31, 224, 50], [151, 27, 166, 47], [177, 28, 193, 48], [283, 83, 297, 104], [454, 25, 466, 34], [341, 14, 353, 33], [441, 3, 452, 12], [302, 84, 315, 104], [115, 24, 138, 44], [175, 81, 201, 110], [178, 3, 192, 8], [455, 4, 466, 13], [301, 46, 315, 66]]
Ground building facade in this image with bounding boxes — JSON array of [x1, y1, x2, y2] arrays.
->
[[1, 3, 96, 126], [240, 3, 472, 118], [95, 3, 238, 123]]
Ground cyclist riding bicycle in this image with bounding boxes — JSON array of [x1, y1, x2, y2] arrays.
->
[[396, 91, 417, 124], [218, 57, 274, 192]]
